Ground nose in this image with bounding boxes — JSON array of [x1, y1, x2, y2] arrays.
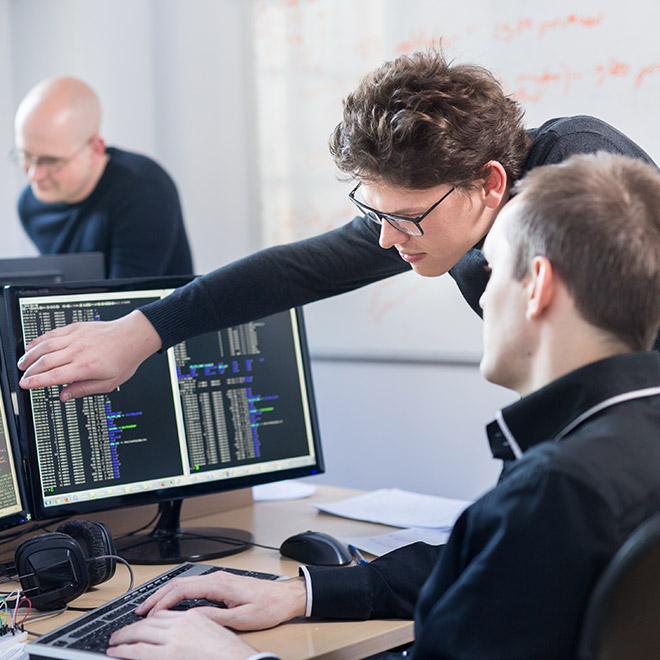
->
[[379, 220, 409, 250], [26, 161, 48, 182]]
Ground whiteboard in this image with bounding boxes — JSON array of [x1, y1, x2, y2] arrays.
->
[[252, 0, 660, 361]]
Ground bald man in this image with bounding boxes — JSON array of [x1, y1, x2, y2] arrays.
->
[[13, 77, 193, 278]]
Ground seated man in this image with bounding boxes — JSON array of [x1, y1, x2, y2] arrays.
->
[[13, 77, 193, 278], [109, 151, 660, 659]]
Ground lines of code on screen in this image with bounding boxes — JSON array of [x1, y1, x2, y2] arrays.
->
[[176, 313, 312, 472], [0, 410, 20, 517], [21, 297, 183, 499]]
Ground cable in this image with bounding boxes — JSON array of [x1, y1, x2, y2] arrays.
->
[[22, 607, 68, 637], [112, 510, 161, 541], [25, 608, 67, 623], [0, 520, 53, 545], [67, 554, 135, 612], [184, 530, 280, 552], [247, 540, 281, 552], [11, 590, 20, 626], [99, 555, 135, 592], [0, 516, 71, 548], [18, 597, 32, 626], [0, 593, 9, 625]]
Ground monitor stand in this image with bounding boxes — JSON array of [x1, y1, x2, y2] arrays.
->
[[114, 499, 253, 565]]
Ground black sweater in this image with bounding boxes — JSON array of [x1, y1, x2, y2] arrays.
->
[[139, 116, 656, 349]]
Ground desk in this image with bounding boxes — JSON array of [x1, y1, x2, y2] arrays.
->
[[25, 485, 414, 659]]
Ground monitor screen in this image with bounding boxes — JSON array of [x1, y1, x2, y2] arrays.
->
[[0, 341, 30, 531], [9, 280, 322, 521]]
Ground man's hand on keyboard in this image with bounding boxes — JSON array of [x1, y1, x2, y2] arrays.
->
[[107, 609, 255, 659], [135, 571, 307, 630]]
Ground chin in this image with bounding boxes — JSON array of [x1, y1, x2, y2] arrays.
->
[[32, 187, 62, 204], [480, 353, 508, 388], [410, 260, 449, 278], [479, 358, 496, 384]]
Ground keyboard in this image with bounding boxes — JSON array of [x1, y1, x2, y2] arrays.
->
[[26, 562, 281, 659]]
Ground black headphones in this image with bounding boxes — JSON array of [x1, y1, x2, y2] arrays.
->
[[15, 520, 117, 611]]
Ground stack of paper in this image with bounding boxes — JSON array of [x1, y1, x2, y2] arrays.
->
[[317, 488, 472, 557], [317, 488, 470, 528], [344, 527, 452, 557]]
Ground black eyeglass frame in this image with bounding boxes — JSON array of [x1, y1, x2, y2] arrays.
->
[[348, 182, 456, 237]]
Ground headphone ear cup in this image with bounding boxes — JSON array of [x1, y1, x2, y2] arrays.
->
[[57, 521, 116, 587], [15, 532, 90, 611]]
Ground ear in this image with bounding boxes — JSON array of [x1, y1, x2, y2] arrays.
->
[[526, 255, 555, 321], [89, 135, 106, 155], [482, 161, 508, 209]]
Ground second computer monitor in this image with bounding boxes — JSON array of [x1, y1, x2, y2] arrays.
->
[[0, 252, 105, 285], [0, 339, 30, 531]]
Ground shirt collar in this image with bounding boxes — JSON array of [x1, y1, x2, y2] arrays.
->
[[486, 351, 660, 460]]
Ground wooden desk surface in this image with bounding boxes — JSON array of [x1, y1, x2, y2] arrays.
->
[[25, 485, 414, 659]]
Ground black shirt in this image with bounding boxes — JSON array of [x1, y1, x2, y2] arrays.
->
[[18, 147, 193, 278], [306, 352, 660, 659], [138, 115, 656, 348]]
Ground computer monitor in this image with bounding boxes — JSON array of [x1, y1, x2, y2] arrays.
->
[[0, 338, 31, 532], [0, 253, 105, 285], [5, 277, 323, 563]]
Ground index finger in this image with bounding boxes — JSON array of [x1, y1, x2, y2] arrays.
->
[[25, 323, 74, 351], [18, 331, 73, 371]]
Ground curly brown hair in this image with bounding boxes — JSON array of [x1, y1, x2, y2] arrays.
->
[[329, 49, 531, 189]]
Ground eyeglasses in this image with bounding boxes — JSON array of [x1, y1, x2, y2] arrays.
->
[[348, 182, 455, 237], [9, 139, 91, 174]]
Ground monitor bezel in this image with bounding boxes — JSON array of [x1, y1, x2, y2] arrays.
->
[[0, 294, 32, 531], [5, 276, 324, 520], [0, 252, 105, 285]]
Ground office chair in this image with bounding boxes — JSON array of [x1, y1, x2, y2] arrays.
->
[[578, 513, 660, 660]]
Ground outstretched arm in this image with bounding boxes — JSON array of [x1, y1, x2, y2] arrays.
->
[[140, 215, 405, 349], [18, 216, 406, 399]]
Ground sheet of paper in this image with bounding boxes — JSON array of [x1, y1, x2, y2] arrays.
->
[[252, 480, 317, 501], [317, 488, 471, 528], [344, 527, 452, 557]]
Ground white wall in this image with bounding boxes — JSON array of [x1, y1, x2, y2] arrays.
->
[[147, 0, 260, 273], [308, 359, 515, 500], [0, 1, 32, 256], [0, 0, 522, 500]]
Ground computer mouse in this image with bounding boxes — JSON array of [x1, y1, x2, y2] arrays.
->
[[280, 530, 353, 566]]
